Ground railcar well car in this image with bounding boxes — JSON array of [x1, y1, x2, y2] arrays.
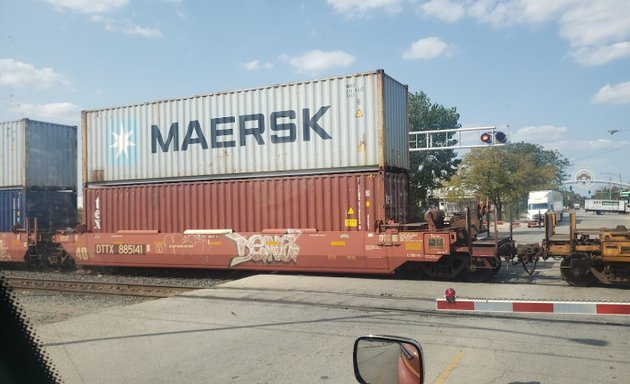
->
[[1, 71, 516, 281]]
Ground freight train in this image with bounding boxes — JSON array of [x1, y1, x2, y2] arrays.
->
[[1, 70, 516, 281], [517, 213, 630, 286]]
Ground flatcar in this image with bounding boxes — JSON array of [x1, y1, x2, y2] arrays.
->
[[1, 71, 516, 281]]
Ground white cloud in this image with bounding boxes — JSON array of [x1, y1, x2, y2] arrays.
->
[[556, 138, 628, 152], [466, 0, 578, 27], [91, 15, 163, 38], [46, 0, 162, 38], [403, 37, 452, 60], [281, 50, 355, 74], [0, 58, 71, 89], [503, 123, 630, 180], [327, 0, 402, 19], [570, 42, 630, 66], [592, 81, 630, 104], [467, 0, 522, 27], [241, 60, 274, 71], [511, 125, 569, 143], [518, 0, 578, 24], [467, 0, 578, 28], [45, 0, 128, 14], [417, 1, 630, 66], [558, 1, 630, 47], [10, 102, 81, 124], [421, 0, 465, 23]]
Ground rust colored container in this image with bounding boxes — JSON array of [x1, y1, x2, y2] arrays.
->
[[84, 171, 408, 233]]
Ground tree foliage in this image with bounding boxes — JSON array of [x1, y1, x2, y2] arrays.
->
[[506, 142, 570, 186], [408, 91, 461, 219], [446, 142, 570, 219]]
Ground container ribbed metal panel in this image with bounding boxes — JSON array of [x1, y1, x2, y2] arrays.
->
[[84, 70, 408, 185], [0, 189, 21, 232], [0, 119, 77, 189], [84, 171, 409, 233], [0, 188, 77, 231]]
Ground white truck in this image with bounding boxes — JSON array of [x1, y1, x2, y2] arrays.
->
[[584, 199, 629, 215], [527, 190, 564, 224]]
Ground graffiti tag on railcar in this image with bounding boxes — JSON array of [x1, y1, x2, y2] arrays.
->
[[95, 244, 146, 255], [226, 232, 301, 267]]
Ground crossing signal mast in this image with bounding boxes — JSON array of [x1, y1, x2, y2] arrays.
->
[[409, 126, 508, 152]]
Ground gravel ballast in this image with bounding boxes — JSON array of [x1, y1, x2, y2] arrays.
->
[[2, 268, 246, 326]]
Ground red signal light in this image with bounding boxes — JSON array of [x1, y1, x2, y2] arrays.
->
[[480, 132, 492, 143], [445, 288, 456, 303]]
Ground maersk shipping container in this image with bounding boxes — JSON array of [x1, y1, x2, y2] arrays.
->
[[0, 188, 77, 232], [84, 70, 409, 185], [84, 171, 409, 233], [0, 119, 77, 189]]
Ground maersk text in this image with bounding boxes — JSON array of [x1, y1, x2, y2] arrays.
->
[[151, 106, 332, 153]]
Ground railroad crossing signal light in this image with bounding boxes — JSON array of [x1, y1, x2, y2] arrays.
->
[[480, 132, 492, 143], [480, 131, 507, 144], [494, 131, 507, 143]]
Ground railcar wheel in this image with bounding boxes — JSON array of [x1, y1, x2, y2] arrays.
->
[[560, 254, 598, 287], [462, 257, 501, 282], [59, 252, 76, 271], [395, 262, 427, 280], [24, 249, 47, 271]]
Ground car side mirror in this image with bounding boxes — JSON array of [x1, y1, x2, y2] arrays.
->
[[353, 335, 424, 384]]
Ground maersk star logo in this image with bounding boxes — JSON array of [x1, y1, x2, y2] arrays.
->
[[107, 121, 137, 166], [110, 124, 136, 159]]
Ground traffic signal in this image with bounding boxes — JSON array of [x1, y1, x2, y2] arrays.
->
[[494, 131, 507, 143], [480, 131, 507, 144]]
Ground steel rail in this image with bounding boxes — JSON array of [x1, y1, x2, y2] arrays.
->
[[6, 277, 196, 298]]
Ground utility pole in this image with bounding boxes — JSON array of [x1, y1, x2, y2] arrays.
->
[[601, 172, 622, 200]]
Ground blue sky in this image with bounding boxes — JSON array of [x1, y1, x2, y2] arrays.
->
[[1, 0, 629, 189]]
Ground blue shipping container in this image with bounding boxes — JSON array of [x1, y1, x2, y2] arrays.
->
[[0, 188, 77, 232], [0, 189, 22, 232], [0, 118, 77, 189]]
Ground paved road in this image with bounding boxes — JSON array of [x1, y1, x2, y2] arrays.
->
[[37, 275, 629, 383], [501, 209, 629, 245]]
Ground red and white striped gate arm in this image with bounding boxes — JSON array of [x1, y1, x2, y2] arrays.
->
[[436, 299, 630, 316]]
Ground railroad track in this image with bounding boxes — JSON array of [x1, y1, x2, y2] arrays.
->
[[6, 277, 196, 298]]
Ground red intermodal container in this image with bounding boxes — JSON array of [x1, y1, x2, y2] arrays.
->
[[84, 171, 408, 233]]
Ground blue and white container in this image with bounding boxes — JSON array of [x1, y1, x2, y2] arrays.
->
[[83, 70, 409, 185]]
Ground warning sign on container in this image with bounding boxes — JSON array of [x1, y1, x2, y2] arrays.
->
[[347, 208, 355, 215], [355, 110, 363, 118], [345, 219, 358, 227]]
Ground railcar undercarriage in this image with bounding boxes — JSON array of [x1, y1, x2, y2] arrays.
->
[[516, 212, 630, 286]]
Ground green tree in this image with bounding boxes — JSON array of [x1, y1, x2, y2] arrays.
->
[[408, 92, 461, 219], [507, 142, 570, 186], [447, 142, 570, 219]]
